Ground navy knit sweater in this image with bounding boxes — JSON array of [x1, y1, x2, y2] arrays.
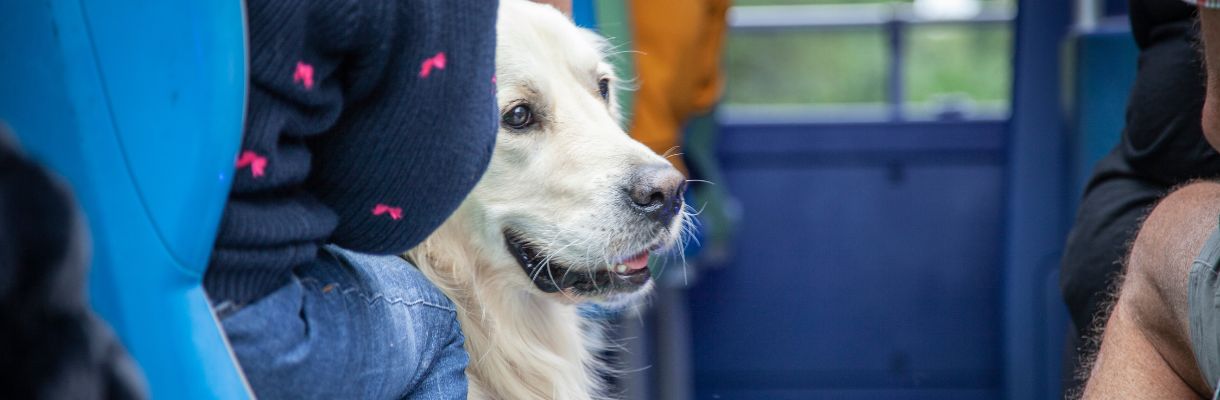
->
[[206, 0, 498, 305]]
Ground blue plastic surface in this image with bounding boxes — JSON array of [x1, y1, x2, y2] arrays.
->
[[1064, 25, 1139, 202], [573, 0, 598, 29], [0, 0, 250, 398], [689, 120, 1006, 399]]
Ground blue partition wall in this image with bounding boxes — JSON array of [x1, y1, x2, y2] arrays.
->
[[688, 0, 1085, 398], [689, 120, 1006, 399]]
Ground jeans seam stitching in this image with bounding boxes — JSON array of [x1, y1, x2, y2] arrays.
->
[[299, 277, 456, 312]]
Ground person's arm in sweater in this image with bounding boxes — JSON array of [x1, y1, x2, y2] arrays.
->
[[306, 1, 498, 256], [207, 0, 497, 305]]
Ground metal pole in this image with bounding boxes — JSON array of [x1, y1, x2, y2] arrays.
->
[[886, 16, 905, 121], [1075, 0, 1099, 30]]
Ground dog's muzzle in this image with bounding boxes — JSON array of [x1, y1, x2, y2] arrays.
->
[[624, 163, 687, 226], [504, 231, 652, 296]]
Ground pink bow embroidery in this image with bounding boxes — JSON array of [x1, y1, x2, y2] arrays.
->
[[293, 61, 314, 90], [418, 52, 447, 78], [372, 204, 403, 220], [235, 150, 267, 178]]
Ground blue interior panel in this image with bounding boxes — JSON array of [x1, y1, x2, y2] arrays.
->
[[80, 0, 247, 271], [690, 121, 1005, 398], [1064, 25, 1139, 201], [695, 389, 998, 400], [0, 0, 250, 398]]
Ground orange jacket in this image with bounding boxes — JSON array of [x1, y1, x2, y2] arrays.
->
[[629, 0, 730, 175]]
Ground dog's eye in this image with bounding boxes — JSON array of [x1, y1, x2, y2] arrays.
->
[[598, 78, 610, 101], [502, 104, 534, 129]]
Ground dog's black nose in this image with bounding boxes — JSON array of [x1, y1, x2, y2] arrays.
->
[[626, 163, 686, 224]]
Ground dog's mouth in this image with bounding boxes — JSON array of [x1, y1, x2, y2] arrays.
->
[[504, 231, 653, 297]]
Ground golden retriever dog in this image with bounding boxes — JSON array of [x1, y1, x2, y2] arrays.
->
[[405, 1, 691, 398]]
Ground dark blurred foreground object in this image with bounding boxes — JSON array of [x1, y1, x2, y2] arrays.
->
[[0, 127, 147, 399]]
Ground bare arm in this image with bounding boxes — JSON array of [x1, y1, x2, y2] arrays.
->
[[1200, 8, 1220, 152]]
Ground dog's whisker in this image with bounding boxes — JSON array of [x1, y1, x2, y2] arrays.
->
[[659, 146, 681, 159], [530, 260, 548, 281], [682, 201, 708, 217], [600, 39, 639, 55], [678, 235, 690, 287], [537, 232, 597, 287], [588, 268, 601, 292], [603, 49, 645, 57], [543, 258, 563, 295]]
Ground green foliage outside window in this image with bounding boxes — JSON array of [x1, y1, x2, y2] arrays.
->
[[724, 0, 1014, 111]]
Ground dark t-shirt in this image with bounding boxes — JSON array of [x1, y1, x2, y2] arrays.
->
[[1129, 0, 1196, 49]]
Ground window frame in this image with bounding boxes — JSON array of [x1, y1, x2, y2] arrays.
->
[[725, 2, 1016, 123]]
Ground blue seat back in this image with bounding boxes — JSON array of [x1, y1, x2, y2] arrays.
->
[[0, 1, 250, 398], [1065, 24, 1140, 201]]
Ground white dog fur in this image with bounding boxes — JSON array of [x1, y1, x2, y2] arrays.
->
[[405, 1, 690, 399]]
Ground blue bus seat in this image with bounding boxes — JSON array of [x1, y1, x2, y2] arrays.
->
[[0, 1, 250, 398], [573, 0, 597, 29], [1064, 22, 1139, 203]]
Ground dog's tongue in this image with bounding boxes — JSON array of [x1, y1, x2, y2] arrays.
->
[[623, 251, 650, 271]]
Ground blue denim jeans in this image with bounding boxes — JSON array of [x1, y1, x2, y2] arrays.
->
[[216, 245, 467, 399]]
